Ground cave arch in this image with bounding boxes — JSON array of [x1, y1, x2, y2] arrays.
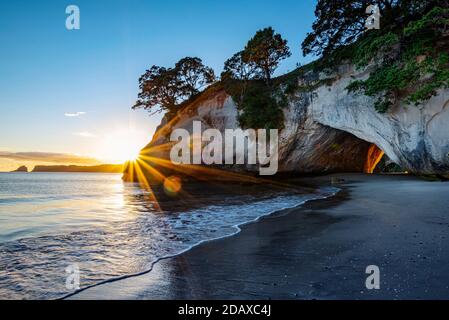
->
[[364, 144, 385, 174]]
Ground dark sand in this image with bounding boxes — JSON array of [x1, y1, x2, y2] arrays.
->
[[70, 174, 449, 300]]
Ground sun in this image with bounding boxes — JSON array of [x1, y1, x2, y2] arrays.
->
[[96, 129, 148, 164], [115, 144, 141, 163]]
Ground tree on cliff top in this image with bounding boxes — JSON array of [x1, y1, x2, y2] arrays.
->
[[243, 27, 291, 84], [133, 66, 182, 115], [222, 51, 261, 82], [302, 0, 443, 57], [133, 57, 215, 116], [175, 57, 216, 97], [220, 27, 290, 130], [222, 27, 291, 84]]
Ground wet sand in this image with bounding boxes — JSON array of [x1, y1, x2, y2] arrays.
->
[[69, 174, 449, 300]]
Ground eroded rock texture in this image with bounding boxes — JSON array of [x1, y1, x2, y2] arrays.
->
[[125, 63, 449, 181]]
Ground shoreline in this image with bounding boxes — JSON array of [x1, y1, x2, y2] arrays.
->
[[69, 173, 449, 300], [63, 184, 339, 300]]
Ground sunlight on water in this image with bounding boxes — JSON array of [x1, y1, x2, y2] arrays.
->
[[0, 173, 131, 242], [0, 172, 337, 300]]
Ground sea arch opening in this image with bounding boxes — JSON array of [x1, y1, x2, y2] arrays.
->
[[364, 144, 385, 174]]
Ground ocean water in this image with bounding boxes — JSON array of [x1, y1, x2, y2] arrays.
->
[[0, 172, 338, 300]]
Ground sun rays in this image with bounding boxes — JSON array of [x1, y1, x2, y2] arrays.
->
[[121, 139, 317, 216], [120, 108, 318, 212]]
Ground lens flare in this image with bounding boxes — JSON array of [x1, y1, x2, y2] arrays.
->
[[163, 176, 182, 197]]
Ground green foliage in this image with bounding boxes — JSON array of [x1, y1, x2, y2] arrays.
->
[[221, 27, 291, 129], [221, 51, 261, 82], [236, 83, 286, 130], [302, 0, 441, 57], [406, 54, 449, 105], [351, 32, 399, 68], [346, 6, 449, 113], [175, 57, 216, 97], [404, 6, 449, 36], [244, 27, 291, 83], [133, 66, 183, 116], [283, 74, 301, 95], [222, 77, 286, 130], [376, 155, 405, 173], [347, 61, 421, 112], [133, 57, 215, 116]]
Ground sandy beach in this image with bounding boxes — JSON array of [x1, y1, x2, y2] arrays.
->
[[69, 174, 449, 300]]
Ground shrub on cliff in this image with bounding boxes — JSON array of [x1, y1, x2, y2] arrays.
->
[[301, 0, 448, 113], [236, 82, 286, 130], [133, 57, 215, 117], [346, 7, 449, 112]]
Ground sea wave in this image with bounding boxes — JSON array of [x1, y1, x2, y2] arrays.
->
[[0, 173, 339, 300]]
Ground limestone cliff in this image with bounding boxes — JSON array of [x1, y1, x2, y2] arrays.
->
[[311, 63, 449, 176], [126, 63, 449, 181]]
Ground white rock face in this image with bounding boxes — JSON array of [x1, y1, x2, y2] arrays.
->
[[144, 88, 371, 175], [311, 64, 449, 175], [136, 64, 449, 178]]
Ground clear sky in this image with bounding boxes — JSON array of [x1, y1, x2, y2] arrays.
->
[[0, 0, 317, 171]]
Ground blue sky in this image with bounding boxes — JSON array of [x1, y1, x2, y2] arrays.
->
[[0, 0, 317, 170]]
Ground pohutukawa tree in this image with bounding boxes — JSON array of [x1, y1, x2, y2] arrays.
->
[[221, 51, 262, 103], [243, 27, 291, 84], [301, 0, 443, 57], [222, 51, 261, 82], [175, 57, 216, 97], [133, 57, 215, 116], [133, 66, 182, 115], [221, 27, 291, 130], [222, 27, 291, 83]]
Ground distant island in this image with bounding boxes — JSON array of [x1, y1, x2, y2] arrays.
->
[[31, 164, 123, 173], [11, 165, 28, 172]]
